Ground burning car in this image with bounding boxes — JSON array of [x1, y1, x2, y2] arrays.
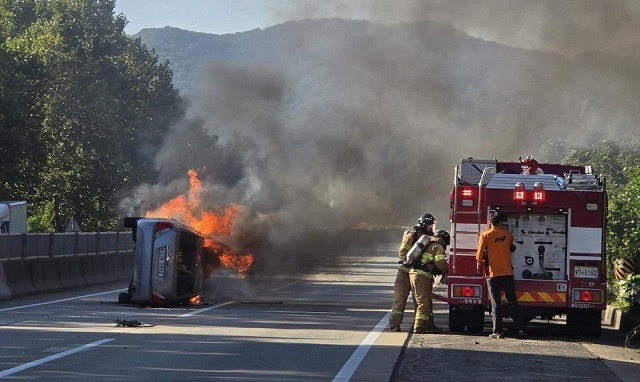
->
[[119, 217, 204, 307]]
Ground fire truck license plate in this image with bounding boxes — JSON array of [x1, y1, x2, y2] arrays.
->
[[574, 266, 598, 278]]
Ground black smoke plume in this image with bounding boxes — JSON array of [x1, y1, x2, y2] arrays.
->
[[121, 11, 640, 276]]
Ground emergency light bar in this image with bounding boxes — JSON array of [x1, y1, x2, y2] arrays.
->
[[533, 182, 544, 201], [513, 182, 545, 202], [461, 187, 474, 206], [514, 182, 525, 201]]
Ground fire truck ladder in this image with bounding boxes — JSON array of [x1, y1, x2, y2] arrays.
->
[[451, 165, 495, 274]]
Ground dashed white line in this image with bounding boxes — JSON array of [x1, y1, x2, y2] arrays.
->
[[179, 301, 236, 317], [179, 281, 296, 317], [0, 338, 115, 377], [332, 312, 391, 382], [268, 281, 298, 292]]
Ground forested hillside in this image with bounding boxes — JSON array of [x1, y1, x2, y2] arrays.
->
[[0, 0, 183, 231]]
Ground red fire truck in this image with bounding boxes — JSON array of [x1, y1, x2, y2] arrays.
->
[[446, 158, 607, 336]]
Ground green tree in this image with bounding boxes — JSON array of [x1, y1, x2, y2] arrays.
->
[[0, 0, 184, 231], [608, 165, 640, 264], [562, 138, 640, 282], [563, 136, 640, 192]]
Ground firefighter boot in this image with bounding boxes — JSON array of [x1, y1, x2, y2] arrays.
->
[[425, 316, 442, 334], [414, 319, 428, 334]]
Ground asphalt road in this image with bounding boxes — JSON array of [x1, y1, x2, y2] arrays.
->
[[1, 244, 639, 381], [0, 245, 405, 381], [394, 284, 640, 382]]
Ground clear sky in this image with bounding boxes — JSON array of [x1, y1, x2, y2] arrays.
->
[[114, 0, 305, 35]]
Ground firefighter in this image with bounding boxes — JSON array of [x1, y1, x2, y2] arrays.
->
[[408, 229, 449, 334], [388, 213, 436, 332], [476, 211, 527, 339]]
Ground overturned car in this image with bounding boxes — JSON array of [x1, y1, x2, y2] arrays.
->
[[119, 217, 204, 307]]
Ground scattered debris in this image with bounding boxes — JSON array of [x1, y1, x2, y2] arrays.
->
[[114, 319, 157, 327]]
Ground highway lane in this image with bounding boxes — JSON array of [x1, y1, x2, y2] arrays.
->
[[0, 245, 406, 381]]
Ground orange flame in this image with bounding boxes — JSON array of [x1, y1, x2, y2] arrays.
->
[[145, 169, 254, 277], [189, 294, 202, 305]]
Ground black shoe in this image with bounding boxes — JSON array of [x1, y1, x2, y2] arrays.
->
[[517, 330, 528, 339], [390, 326, 401, 332], [489, 332, 505, 339]]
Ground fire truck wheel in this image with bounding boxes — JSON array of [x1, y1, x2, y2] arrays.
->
[[449, 305, 485, 333], [118, 292, 132, 304], [566, 308, 601, 337]]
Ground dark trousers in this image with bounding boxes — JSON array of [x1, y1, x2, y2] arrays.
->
[[487, 275, 524, 334]]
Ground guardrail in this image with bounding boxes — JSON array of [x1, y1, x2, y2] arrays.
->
[[0, 232, 134, 260], [0, 232, 135, 301]]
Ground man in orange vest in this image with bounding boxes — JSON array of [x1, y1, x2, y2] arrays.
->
[[476, 211, 527, 339]]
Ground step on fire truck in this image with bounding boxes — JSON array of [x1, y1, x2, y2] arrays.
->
[[445, 157, 607, 336]]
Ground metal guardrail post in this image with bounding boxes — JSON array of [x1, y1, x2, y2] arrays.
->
[[49, 232, 54, 258], [21, 233, 27, 259]]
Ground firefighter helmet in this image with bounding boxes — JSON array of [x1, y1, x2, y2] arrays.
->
[[417, 213, 435, 229], [435, 230, 450, 246]]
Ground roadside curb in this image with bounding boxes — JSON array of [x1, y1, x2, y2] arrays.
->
[[603, 304, 640, 335], [602, 304, 622, 330]]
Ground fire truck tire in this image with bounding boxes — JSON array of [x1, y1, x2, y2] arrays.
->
[[449, 305, 485, 333], [118, 292, 132, 304], [566, 308, 601, 337]]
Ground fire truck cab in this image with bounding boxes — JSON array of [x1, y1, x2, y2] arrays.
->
[[447, 158, 607, 336]]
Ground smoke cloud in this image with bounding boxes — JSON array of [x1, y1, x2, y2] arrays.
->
[[121, 4, 640, 276], [280, 0, 640, 56]]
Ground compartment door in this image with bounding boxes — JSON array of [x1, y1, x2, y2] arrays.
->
[[509, 213, 567, 281]]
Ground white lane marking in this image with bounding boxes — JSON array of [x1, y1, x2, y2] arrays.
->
[[0, 338, 114, 377], [268, 281, 298, 292], [333, 312, 391, 382], [0, 289, 125, 313], [179, 301, 236, 317], [179, 281, 295, 317]]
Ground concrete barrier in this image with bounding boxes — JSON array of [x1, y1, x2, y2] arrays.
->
[[0, 262, 12, 300], [1, 252, 133, 300], [3, 260, 36, 297], [82, 255, 103, 285], [58, 256, 88, 289], [29, 257, 64, 293]]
